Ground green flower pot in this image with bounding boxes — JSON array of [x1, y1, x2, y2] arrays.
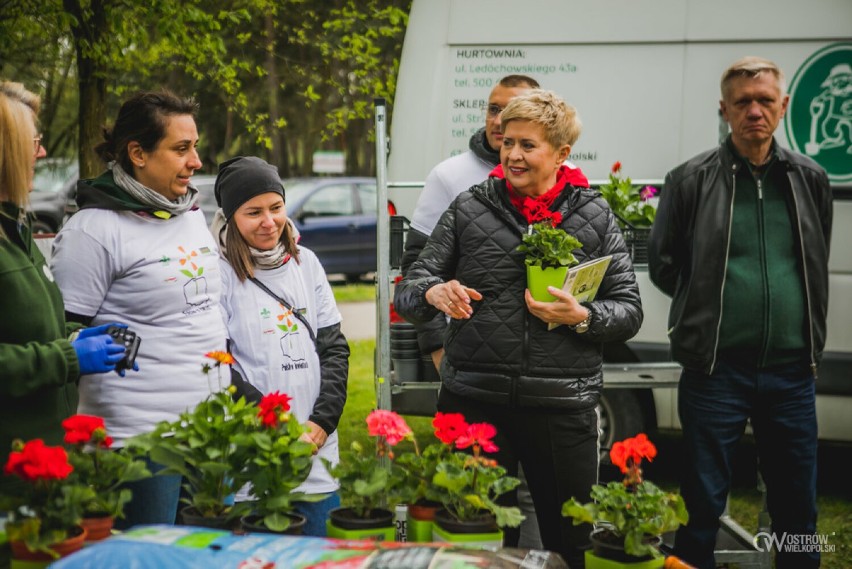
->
[[326, 507, 395, 542], [526, 265, 569, 302], [431, 509, 502, 550], [406, 501, 441, 543], [585, 528, 664, 568], [584, 550, 664, 569]]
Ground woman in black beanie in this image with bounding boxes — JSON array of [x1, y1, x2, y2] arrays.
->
[[211, 156, 350, 536]]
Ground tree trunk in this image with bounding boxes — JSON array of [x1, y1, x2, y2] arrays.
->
[[265, 13, 290, 177], [64, 0, 107, 178], [75, 58, 107, 178]]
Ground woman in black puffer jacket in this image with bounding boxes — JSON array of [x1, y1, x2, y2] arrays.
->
[[394, 89, 642, 567]]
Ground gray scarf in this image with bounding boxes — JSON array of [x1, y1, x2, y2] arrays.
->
[[210, 208, 292, 269], [111, 162, 198, 217]]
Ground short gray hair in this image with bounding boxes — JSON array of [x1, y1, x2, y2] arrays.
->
[[721, 56, 786, 99]]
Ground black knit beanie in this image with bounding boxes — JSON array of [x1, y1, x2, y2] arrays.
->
[[214, 156, 285, 220]]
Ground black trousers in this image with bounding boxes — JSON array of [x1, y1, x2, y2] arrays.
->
[[438, 387, 599, 568]]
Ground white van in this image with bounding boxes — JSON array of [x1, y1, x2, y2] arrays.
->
[[385, 0, 852, 448]]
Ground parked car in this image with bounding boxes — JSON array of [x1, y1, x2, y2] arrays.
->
[[283, 177, 380, 281], [28, 158, 79, 234], [189, 174, 220, 225]]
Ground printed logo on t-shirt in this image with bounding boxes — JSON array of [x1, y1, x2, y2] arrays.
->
[[156, 245, 217, 315], [276, 306, 309, 371]]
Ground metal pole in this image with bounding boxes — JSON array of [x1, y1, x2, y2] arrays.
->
[[374, 98, 391, 411]]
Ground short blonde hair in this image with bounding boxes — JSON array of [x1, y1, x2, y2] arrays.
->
[[721, 56, 786, 99], [500, 89, 582, 148], [0, 81, 40, 208]]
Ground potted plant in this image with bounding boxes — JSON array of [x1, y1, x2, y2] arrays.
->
[[562, 433, 688, 567], [395, 412, 524, 546], [395, 412, 463, 542], [598, 161, 659, 264], [128, 351, 258, 529], [426, 416, 524, 547], [517, 221, 583, 301], [61, 414, 151, 541], [235, 391, 318, 534], [1, 438, 94, 564], [323, 409, 411, 541]]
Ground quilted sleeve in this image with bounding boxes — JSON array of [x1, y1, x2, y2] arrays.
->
[[393, 202, 461, 325]]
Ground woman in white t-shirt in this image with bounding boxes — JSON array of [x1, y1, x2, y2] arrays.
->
[[51, 91, 228, 529], [211, 156, 349, 537]]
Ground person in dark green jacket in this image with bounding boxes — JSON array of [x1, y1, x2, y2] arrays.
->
[[0, 83, 127, 520]]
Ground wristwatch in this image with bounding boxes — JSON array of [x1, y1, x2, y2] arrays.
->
[[570, 308, 592, 334]]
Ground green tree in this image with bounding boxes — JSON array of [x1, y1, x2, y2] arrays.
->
[[1, 0, 411, 177]]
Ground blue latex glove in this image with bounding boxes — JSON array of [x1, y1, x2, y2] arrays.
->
[[76, 322, 127, 340], [117, 360, 140, 378], [73, 334, 126, 375]]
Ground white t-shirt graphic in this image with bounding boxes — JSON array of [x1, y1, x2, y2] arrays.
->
[[220, 247, 342, 495]]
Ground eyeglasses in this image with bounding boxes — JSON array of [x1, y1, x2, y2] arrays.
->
[[33, 134, 43, 153], [483, 104, 504, 118]]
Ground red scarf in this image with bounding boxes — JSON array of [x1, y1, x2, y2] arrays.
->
[[491, 164, 576, 226]]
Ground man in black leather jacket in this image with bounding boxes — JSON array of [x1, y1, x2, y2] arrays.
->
[[649, 56, 831, 569]]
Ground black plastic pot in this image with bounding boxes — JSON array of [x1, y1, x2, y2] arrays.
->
[[328, 507, 394, 530], [589, 526, 661, 562], [240, 512, 306, 535], [433, 508, 498, 534], [180, 506, 235, 530]]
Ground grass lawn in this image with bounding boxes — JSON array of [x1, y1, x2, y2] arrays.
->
[[330, 282, 375, 304], [340, 338, 851, 567]]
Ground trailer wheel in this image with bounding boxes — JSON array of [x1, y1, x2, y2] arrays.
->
[[597, 388, 646, 464]]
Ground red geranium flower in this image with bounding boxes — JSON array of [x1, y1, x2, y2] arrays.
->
[[611, 161, 622, 174], [432, 412, 469, 445], [62, 414, 113, 448], [455, 422, 499, 454], [258, 391, 293, 427], [610, 433, 657, 474], [366, 409, 412, 446], [4, 439, 73, 481]]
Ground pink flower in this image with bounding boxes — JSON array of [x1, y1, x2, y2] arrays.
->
[[432, 412, 469, 445], [366, 410, 412, 446], [640, 186, 658, 201], [455, 422, 499, 453]]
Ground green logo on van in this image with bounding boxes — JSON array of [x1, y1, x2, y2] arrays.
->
[[784, 43, 852, 183]]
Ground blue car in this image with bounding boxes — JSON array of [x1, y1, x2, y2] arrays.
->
[[283, 177, 380, 281]]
